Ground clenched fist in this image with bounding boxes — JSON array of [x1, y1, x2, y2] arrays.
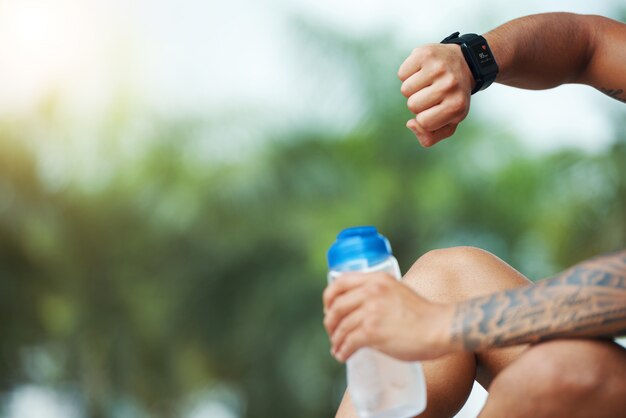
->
[[398, 44, 475, 147]]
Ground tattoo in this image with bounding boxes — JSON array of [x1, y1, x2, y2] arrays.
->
[[598, 87, 626, 104], [451, 251, 626, 351]]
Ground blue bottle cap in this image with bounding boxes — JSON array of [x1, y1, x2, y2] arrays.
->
[[327, 226, 392, 270]]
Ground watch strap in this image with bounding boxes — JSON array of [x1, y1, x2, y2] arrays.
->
[[441, 32, 498, 94]]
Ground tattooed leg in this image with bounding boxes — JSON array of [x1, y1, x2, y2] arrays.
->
[[480, 339, 626, 418]]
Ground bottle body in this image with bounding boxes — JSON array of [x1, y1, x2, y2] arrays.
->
[[328, 255, 427, 418]]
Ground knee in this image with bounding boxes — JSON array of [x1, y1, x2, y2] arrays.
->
[[406, 246, 491, 282], [411, 246, 475, 266], [489, 340, 608, 401], [403, 246, 500, 302]]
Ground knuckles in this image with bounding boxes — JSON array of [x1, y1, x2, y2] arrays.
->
[[400, 81, 412, 98], [429, 60, 446, 77], [415, 113, 432, 131], [323, 314, 333, 331], [322, 285, 335, 307], [410, 120, 434, 147], [362, 316, 379, 339], [420, 137, 435, 148], [414, 45, 435, 61], [366, 274, 392, 294], [398, 44, 437, 81], [447, 94, 468, 115], [369, 282, 387, 296], [406, 96, 421, 114], [323, 273, 395, 342], [365, 300, 382, 316], [440, 74, 459, 92]]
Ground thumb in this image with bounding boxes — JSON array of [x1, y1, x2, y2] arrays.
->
[[406, 119, 457, 148]]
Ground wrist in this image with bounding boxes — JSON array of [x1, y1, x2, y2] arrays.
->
[[483, 31, 508, 84], [431, 302, 463, 356], [446, 44, 477, 94], [441, 32, 499, 94]]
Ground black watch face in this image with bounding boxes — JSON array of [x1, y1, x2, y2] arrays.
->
[[470, 42, 496, 70]]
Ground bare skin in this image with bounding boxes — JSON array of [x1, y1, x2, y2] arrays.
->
[[325, 12, 626, 417], [330, 247, 532, 418], [453, 252, 626, 351], [397, 13, 626, 147], [325, 249, 626, 418], [324, 251, 626, 362]]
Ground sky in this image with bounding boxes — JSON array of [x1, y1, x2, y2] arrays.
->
[[0, 0, 623, 154]]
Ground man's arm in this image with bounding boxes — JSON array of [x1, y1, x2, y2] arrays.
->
[[398, 13, 626, 147], [323, 250, 626, 362], [486, 13, 626, 100], [452, 250, 626, 351]]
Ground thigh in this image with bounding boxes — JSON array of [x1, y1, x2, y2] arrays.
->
[[481, 338, 626, 418]]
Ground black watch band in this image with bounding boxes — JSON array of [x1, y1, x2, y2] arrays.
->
[[441, 32, 499, 94]]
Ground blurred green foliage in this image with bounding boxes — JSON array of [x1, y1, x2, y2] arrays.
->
[[0, 23, 625, 418]]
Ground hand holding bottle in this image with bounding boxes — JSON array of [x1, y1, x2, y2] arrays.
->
[[325, 226, 428, 418], [323, 271, 456, 363]]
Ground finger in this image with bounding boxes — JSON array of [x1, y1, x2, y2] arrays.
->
[[331, 308, 364, 354], [406, 84, 443, 115], [407, 119, 457, 148], [420, 124, 457, 147], [398, 47, 432, 81], [400, 70, 432, 98], [407, 118, 436, 147], [335, 329, 369, 362], [324, 287, 368, 336], [322, 273, 369, 310], [415, 98, 468, 132]]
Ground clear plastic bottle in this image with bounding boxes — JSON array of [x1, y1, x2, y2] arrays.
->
[[327, 226, 427, 418]]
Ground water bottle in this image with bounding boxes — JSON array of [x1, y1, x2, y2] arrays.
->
[[327, 226, 427, 418]]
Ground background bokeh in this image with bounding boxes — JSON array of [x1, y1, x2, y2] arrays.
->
[[0, 1, 625, 417]]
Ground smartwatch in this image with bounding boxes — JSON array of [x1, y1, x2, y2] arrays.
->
[[441, 32, 499, 94]]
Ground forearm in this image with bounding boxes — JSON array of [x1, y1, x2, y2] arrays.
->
[[485, 12, 626, 100], [450, 250, 626, 352]]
